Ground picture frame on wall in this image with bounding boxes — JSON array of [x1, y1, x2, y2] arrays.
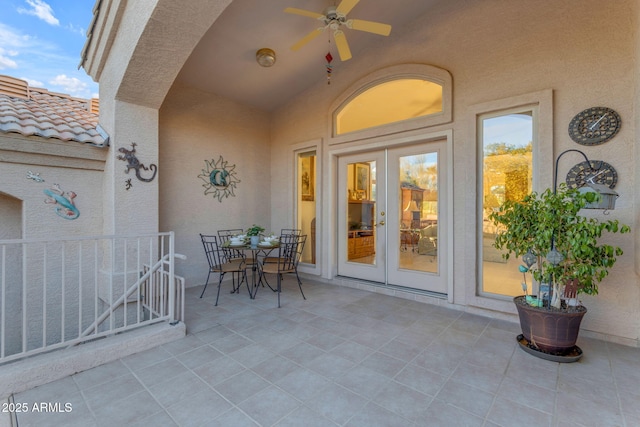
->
[[354, 163, 370, 200], [301, 156, 314, 201]]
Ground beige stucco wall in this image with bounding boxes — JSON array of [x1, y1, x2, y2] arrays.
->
[[159, 83, 271, 285], [0, 192, 21, 239], [268, 0, 639, 344], [0, 135, 106, 238], [87, 0, 233, 238], [0, 134, 107, 356]]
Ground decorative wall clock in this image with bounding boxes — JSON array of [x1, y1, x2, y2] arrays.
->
[[568, 106, 621, 146], [566, 160, 618, 189]]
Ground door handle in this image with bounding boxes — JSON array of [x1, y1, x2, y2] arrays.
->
[[378, 220, 385, 226]]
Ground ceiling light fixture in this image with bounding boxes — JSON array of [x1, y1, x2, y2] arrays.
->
[[256, 48, 276, 67]]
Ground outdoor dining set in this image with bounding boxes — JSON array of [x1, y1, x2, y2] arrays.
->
[[199, 228, 307, 307]]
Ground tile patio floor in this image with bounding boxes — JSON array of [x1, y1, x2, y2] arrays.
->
[[13, 277, 640, 426]]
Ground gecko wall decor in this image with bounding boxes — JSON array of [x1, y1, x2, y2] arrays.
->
[[26, 170, 45, 182], [117, 142, 157, 183], [44, 183, 80, 220]]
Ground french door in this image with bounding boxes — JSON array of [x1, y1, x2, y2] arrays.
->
[[337, 141, 447, 294]]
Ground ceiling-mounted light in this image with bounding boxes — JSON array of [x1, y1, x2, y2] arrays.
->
[[256, 48, 276, 67]]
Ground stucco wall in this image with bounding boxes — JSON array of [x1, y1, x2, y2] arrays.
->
[[159, 83, 271, 286], [0, 134, 107, 356], [0, 192, 21, 239], [0, 136, 106, 238], [268, 0, 639, 344]]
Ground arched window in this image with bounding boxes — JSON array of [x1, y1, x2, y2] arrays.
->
[[329, 64, 452, 144], [336, 78, 443, 135]]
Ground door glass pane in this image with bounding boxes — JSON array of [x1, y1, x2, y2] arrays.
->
[[399, 153, 438, 273], [297, 151, 316, 265], [346, 161, 376, 265], [481, 112, 533, 296]]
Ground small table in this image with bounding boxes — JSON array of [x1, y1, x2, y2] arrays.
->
[[223, 241, 278, 298]]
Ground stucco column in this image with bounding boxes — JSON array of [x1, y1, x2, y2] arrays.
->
[[102, 100, 159, 236], [80, 0, 232, 234]]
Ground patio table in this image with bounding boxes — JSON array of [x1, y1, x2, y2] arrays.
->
[[222, 240, 278, 298]]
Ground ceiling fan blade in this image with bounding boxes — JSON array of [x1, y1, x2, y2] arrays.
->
[[291, 28, 324, 51], [336, 0, 360, 15], [284, 7, 324, 19], [333, 30, 352, 61], [349, 19, 392, 36]]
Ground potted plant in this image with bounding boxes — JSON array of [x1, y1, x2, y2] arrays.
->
[[489, 184, 630, 360], [246, 224, 265, 246]]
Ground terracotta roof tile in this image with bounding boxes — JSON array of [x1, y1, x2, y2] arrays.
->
[[0, 75, 108, 147]]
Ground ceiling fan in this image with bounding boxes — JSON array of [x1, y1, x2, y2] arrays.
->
[[284, 0, 392, 61]]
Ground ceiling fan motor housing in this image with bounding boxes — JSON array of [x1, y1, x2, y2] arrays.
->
[[323, 6, 346, 25]]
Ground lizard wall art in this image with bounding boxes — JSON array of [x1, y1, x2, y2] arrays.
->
[[44, 183, 79, 220], [117, 142, 157, 183]]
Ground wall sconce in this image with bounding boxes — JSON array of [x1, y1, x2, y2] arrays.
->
[[256, 48, 276, 67]]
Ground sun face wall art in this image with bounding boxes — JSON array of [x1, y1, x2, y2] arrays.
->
[[198, 156, 241, 202]]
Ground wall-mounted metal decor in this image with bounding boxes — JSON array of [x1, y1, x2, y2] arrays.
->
[[117, 142, 157, 183], [44, 183, 79, 220], [26, 170, 45, 182], [198, 156, 241, 202], [568, 106, 621, 146], [566, 160, 618, 190]]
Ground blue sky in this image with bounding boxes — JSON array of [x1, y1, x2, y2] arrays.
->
[[0, 0, 98, 99]]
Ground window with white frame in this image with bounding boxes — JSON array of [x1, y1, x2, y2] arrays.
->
[[335, 78, 443, 135], [480, 108, 535, 297]]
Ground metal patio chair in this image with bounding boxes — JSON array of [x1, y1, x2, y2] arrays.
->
[[417, 225, 437, 258], [280, 228, 301, 236], [199, 234, 248, 305], [218, 228, 258, 270], [256, 234, 307, 307], [262, 228, 301, 265]]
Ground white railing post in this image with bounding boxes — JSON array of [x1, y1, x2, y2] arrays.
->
[[42, 245, 47, 348], [61, 244, 66, 343], [1, 245, 5, 359], [22, 242, 27, 355], [169, 232, 176, 323], [0, 233, 185, 365]]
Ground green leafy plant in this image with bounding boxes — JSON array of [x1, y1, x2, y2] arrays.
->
[[246, 224, 265, 237], [489, 184, 630, 296]]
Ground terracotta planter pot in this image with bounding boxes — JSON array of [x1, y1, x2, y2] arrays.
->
[[514, 296, 587, 354]]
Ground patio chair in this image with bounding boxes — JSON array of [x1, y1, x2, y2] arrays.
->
[[260, 227, 304, 291], [199, 234, 248, 305], [217, 228, 244, 241], [256, 234, 307, 307], [280, 228, 301, 236], [262, 228, 301, 265], [218, 228, 246, 261], [417, 225, 437, 257], [218, 228, 259, 274]]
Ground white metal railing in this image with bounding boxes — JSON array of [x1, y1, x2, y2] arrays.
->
[[0, 232, 185, 365]]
